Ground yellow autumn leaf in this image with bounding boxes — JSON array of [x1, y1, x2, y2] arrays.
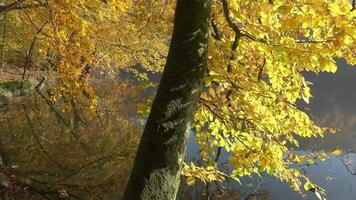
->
[[186, 177, 196, 186], [331, 149, 342, 156], [304, 181, 315, 191]]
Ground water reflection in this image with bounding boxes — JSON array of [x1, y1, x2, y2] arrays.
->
[[0, 80, 140, 199], [300, 59, 356, 152]]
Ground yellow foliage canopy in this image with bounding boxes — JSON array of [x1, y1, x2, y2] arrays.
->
[[4, 0, 355, 197], [193, 0, 355, 194]]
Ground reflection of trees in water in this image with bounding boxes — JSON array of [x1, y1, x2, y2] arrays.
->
[[0, 80, 141, 200], [177, 177, 272, 200], [299, 64, 356, 151], [340, 152, 356, 176], [178, 179, 240, 200], [299, 102, 356, 151]]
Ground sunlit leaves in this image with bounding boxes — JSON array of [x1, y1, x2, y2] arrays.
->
[[181, 163, 227, 186], [8, 0, 354, 198], [191, 0, 355, 196], [331, 149, 343, 156]]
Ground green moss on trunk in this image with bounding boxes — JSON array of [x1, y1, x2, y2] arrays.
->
[[123, 0, 212, 199]]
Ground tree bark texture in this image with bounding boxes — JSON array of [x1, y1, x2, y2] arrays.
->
[[123, 0, 212, 199]]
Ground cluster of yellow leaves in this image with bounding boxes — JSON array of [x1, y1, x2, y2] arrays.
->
[[193, 0, 355, 194], [7, 0, 174, 106], [181, 163, 227, 186], [6, 0, 132, 102], [48, 0, 135, 99]]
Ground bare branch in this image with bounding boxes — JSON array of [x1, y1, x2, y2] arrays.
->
[[211, 19, 222, 41], [220, 0, 240, 35]]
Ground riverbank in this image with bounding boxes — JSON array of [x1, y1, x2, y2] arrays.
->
[[0, 67, 38, 108]]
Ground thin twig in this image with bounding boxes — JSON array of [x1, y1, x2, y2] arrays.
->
[[23, 104, 70, 171], [20, 22, 47, 90]]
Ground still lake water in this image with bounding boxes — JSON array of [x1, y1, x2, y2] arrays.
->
[[1, 59, 355, 200]]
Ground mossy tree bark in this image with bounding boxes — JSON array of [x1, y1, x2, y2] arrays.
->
[[123, 0, 212, 199]]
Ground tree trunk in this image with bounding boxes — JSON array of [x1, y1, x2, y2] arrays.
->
[[123, 0, 212, 199], [0, 136, 9, 200]]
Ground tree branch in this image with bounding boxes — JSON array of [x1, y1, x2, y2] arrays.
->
[[20, 21, 47, 91], [23, 104, 72, 171], [211, 19, 222, 41], [0, 1, 46, 15]]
